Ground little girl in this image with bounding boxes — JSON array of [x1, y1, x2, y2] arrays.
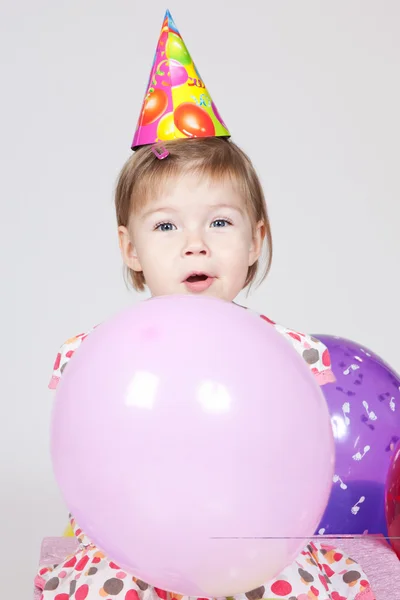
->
[[36, 136, 374, 600], [35, 11, 374, 600]]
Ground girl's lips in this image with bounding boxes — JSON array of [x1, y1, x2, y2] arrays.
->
[[184, 276, 214, 293]]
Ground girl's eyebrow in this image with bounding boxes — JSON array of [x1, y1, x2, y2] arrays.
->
[[140, 202, 244, 219], [140, 206, 178, 219], [207, 202, 245, 215]]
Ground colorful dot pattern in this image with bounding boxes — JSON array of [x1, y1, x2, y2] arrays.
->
[[36, 533, 373, 599]]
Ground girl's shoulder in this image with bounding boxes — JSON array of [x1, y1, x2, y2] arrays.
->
[[255, 312, 336, 386], [48, 327, 97, 390], [48, 312, 335, 390]]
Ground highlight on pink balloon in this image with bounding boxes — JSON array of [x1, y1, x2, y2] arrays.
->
[[169, 59, 189, 87], [51, 296, 334, 597]]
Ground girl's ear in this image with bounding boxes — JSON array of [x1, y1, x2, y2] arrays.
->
[[118, 226, 143, 272], [248, 220, 265, 266]]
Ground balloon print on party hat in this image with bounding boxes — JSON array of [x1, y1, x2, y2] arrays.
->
[[131, 9, 230, 149]]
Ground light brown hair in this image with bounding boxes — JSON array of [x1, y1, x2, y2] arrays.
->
[[115, 137, 272, 292]]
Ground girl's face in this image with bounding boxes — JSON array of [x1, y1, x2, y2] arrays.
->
[[118, 174, 264, 301]]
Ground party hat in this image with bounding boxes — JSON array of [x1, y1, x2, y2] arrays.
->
[[131, 9, 230, 150]]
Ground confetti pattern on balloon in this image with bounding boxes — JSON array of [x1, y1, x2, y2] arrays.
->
[[312, 334, 400, 536], [131, 10, 230, 149]]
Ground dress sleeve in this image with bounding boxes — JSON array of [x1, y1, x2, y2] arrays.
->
[[233, 540, 374, 600], [48, 329, 93, 390], [259, 314, 336, 386]]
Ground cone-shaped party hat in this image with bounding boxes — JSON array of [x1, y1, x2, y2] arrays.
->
[[131, 9, 230, 150]]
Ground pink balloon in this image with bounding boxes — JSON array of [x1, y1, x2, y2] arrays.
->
[[211, 100, 228, 129], [51, 296, 334, 597], [169, 59, 188, 87]]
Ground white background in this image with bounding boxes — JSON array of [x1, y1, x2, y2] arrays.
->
[[1, 0, 399, 594]]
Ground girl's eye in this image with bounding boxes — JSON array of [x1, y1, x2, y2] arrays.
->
[[211, 219, 232, 228], [155, 222, 176, 232]]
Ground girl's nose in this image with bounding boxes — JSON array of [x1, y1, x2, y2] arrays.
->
[[183, 232, 210, 257]]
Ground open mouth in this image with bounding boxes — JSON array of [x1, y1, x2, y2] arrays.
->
[[185, 273, 209, 283], [183, 272, 214, 292]]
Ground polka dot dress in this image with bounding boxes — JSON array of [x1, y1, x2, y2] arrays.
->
[[35, 530, 374, 599], [37, 310, 374, 600], [35, 518, 375, 600]]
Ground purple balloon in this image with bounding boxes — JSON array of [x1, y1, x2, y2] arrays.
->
[[313, 334, 400, 535]]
